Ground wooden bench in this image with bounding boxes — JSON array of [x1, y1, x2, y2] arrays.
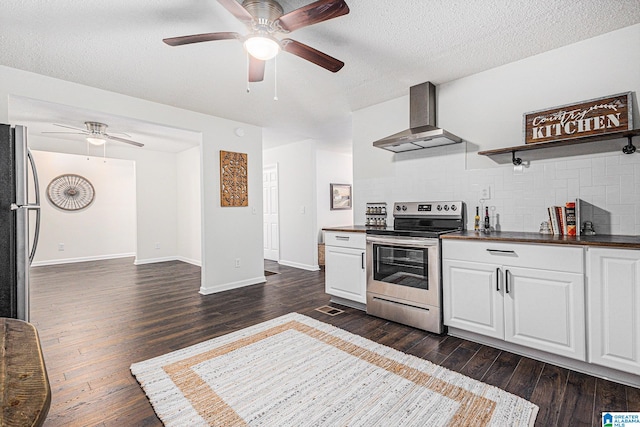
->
[[0, 318, 51, 426]]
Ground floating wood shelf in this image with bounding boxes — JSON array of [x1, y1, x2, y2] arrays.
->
[[478, 129, 640, 165]]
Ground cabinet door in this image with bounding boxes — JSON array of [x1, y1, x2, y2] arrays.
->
[[588, 248, 640, 375], [325, 246, 366, 304], [504, 267, 585, 361], [443, 259, 504, 339]]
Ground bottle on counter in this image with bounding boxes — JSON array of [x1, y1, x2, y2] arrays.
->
[[484, 207, 490, 233], [474, 206, 480, 232]]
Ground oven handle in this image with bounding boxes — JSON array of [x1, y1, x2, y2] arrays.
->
[[366, 235, 438, 248]]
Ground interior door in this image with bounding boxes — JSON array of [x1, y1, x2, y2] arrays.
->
[[263, 164, 279, 261]]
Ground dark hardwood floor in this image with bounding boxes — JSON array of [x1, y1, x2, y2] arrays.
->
[[30, 258, 639, 426]]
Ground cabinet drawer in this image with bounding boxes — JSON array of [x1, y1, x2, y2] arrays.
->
[[442, 240, 583, 273], [324, 231, 366, 249]]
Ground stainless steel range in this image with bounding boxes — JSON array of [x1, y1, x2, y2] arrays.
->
[[366, 201, 465, 333]]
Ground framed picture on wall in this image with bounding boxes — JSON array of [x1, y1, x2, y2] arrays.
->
[[330, 183, 352, 210]]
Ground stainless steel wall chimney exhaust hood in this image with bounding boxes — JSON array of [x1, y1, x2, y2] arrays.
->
[[373, 82, 463, 153]]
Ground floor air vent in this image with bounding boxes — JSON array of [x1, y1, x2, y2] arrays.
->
[[315, 305, 344, 316]]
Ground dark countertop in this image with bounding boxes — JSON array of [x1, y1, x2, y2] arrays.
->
[[322, 225, 390, 233], [441, 230, 640, 249]]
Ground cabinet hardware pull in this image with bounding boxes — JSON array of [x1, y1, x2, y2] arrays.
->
[[496, 267, 500, 291], [505, 269, 510, 294], [486, 249, 516, 254], [361, 252, 365, 270], [335, 236, 350, 241]]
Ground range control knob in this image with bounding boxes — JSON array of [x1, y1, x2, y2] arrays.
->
[[444, 205, 450, 211], [437, 205, 442, 211], [402, 205, 407, 211], [451, 204, 458, 211], [395, 205, 401, 211]]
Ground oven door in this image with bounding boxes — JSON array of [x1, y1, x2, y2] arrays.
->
[[366, 235, 442, 332], [366, 235, 440, 307]]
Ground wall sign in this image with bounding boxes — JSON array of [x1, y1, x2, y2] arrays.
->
[[523, 92, 632, 144], [220, 150, 248, 207]]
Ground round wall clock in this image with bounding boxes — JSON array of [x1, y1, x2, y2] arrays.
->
[[46, 174, 95, 211]]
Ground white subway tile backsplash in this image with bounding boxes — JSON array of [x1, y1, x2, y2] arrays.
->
[[566, 158, 592, 169], [579, 169, 592, 187], [356, 149, 640, 235], [556, 168, 580, 179], [591, 158, 606, 177], [606, 186, 621, 205]]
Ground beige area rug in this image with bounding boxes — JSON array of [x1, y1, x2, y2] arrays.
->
[[131, 313, 538, 426]]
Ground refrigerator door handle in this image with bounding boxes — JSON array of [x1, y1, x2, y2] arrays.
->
[[27, 149, 41, 265], [28, 149, 40, 206], [28, 207, 40, 265]]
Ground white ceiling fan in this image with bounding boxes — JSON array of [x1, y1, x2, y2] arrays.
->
[[42, 122, 144, 147]]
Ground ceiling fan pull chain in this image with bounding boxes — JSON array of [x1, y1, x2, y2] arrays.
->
[[86, 140, 90, 160], [246, 52, 251, 93], [103, 142, 107, 163], [274, 55, 278, 101]]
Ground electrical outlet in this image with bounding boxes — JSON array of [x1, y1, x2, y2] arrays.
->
[[58, 243, 64, 251], [481, 186, 491, 199], [235, 258, 241, 268]]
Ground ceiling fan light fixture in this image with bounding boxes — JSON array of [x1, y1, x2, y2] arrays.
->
[[86, 136, 106, 146], [244, 35, 280, 60]]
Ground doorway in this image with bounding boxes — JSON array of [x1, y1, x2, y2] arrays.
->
[[263, 164, 279, 261]]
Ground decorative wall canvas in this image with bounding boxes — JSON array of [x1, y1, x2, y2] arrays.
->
[[46, 174, 95, 211], [220, 151, 248, 207], [330, 183, 351, 210]]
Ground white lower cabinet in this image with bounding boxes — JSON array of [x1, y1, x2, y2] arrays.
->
[[503, 266, 584, 359], [324, 232, 366, 304], [443, 240, 585, 361], [587, 247, 640, 375], [443, 259, 504, 339]]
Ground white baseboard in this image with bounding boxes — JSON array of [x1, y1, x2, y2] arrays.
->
[[31, 252, 136, 267], [278, 260, 320, 271], [199, 276, 266, 295], [133, 256, 180, 265], [175, 256, 202, 267]]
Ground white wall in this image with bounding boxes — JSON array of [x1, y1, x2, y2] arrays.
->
[[30, 150, 136, 265], [263, 142, 354, 266], [263, 140, 318, 270], [1, 65, 264, 294], [176, 146, 202, 266], [316, 149, 353, 243], [27, 134, 180, 264], [354, 24, 640, 235]]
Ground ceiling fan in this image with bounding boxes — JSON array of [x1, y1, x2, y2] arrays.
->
[[163, 0, 349, 82], [42, 122, 144, 147]]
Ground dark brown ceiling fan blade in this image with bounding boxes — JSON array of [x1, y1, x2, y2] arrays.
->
[[216, 0, 254, 25], [276, 0, 349, 33], [105, 135, 144, 148], [281, 39, 344, 72], [163, 32, 240, 46], [248, 56, 265, 82]]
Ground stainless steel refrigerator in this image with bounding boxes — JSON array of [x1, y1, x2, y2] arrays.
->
[[0, 124, 41, 321]]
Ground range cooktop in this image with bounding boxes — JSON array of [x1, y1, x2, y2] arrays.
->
[[366, 200, 465, 238]]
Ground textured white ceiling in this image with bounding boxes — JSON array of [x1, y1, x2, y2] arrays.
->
[[2, 0, 640, 151]]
